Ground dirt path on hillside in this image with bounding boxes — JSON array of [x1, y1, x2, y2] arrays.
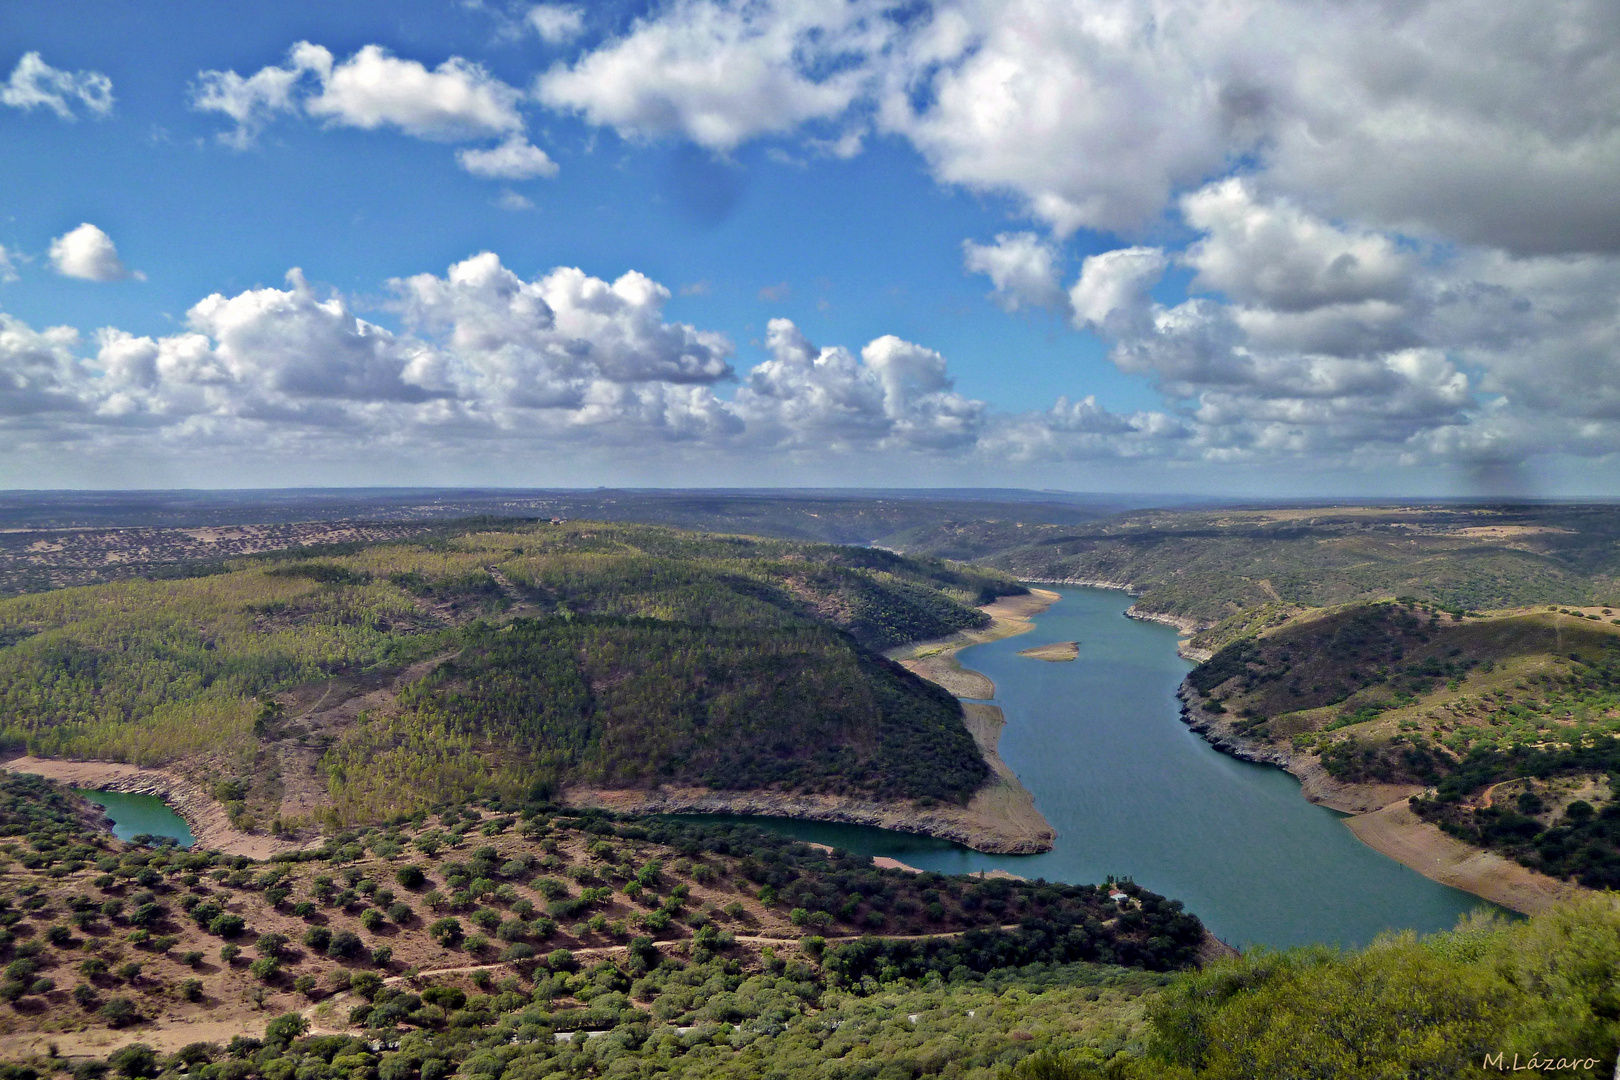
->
[[272, 650, 459, 822]]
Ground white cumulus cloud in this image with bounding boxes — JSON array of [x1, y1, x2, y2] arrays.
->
[[535, 0, 887, 150], [457, 135, 559, 179], [188, 42, 325, 148], [2, 52, 113, 120], [48, 224, 140, 282], [734, 319, 985, 450], [1068, 247, 1168, 333], [536, 0, 1620, 256], [302, 44, 523, 140], [192, 41, 533, 154], [962, 233, 1067, 313], [0, 314, 88, 418]]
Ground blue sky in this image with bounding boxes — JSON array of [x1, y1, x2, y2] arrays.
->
[[2, 1, 1618, 495]]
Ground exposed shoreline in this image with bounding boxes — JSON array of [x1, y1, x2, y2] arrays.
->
[[1173, 686, 1586, 914], [885, 588, 1063, 698], [562, 772, 1056, 854], [1, 756, 312, 860]]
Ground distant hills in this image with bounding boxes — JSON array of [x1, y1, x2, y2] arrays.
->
[[892, 504, 1620, 651]]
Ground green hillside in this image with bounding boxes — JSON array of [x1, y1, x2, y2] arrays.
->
[[6, 776, 1617, 1080], [0, 522, 1022, 828]]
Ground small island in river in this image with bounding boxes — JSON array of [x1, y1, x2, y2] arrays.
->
[[1018, 640, 1079, 662]]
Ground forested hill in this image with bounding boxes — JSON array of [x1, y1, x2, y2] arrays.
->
[[0, 521, 1023, 830]]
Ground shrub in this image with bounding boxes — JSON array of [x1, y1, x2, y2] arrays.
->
[[421, 985, 466, 1010], [532, 877, 569, 899], [97, 996, 140, 1028], [326, 931, 364, 959], [263, 1013, 308, 1048], [396, 866, 427, 889], [107, 1043, 156, 1077], [254, 932, 288, 959], [180, 978, 204, 1002], [350, 971, 383, 1000], [208, 914, 245, 938], [302, 926, 332, 951]]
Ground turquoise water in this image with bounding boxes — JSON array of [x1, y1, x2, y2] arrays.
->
[[75, 789, 194, 848], [679, 586, 1493, 950]]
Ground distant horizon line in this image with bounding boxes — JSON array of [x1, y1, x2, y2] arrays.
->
[[1, 486, 1618, 506]]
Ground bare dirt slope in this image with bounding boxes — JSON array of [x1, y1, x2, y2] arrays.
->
[[1346, 801, 1584, 914]]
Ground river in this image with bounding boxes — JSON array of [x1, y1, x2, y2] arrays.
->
[[682, 586, 1493, 950]]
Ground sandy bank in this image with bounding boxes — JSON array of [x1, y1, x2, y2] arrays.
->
[[2, 756, 313, 859], [959, 702, 1057, 853], [1017, 640, 1078, 662], [1174, 685, 1585, 914], [1123, 610, 1214, 662], [1344, 801, 1583, 914], [886, 587, 1062, 697]]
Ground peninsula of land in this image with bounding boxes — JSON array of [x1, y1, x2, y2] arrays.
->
[[575, 589, 1064, 855]]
